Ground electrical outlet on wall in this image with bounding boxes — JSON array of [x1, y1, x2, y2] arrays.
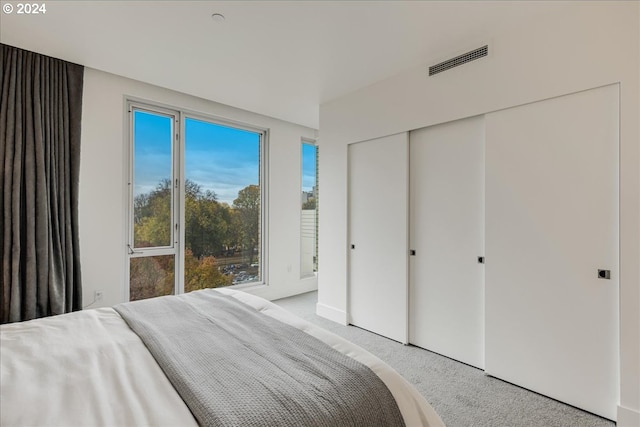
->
[[95, 290, 104, 301]]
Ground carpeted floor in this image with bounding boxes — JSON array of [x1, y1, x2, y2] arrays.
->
[[273, 291, 614, 427]]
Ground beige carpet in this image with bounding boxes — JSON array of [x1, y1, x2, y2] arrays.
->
[[273, 291, 614, 427]]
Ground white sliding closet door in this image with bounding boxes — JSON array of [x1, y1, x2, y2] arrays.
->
[[409, 116, 485, 369], [485, 85, 619, 420], [348, 133, 408, 343]]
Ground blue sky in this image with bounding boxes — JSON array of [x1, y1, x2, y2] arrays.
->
[[134, 111, 316, 205], [133, 111, 173, 199], [302, 142, 316, 192], [185, 118, 259, 205]]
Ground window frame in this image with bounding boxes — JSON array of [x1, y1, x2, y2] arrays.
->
[[125, 98, 269, 301], [179, 111, 269, 293], [300, 138, 318, 278], [126, 102, 181, 301]]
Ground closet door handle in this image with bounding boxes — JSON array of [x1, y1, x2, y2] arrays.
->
[[409, 249, 416, 256]]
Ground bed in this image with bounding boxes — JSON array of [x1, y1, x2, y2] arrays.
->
[[0, 288, 443, 426]]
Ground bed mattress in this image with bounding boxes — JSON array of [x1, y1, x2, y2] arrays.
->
[[0, 288, 443, 426]]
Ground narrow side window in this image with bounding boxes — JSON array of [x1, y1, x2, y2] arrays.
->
[[301, 140, 318, 277]]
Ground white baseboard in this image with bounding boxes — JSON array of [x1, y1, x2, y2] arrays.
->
[[618, 405, 640, 427], [316, 302, 348, 325]]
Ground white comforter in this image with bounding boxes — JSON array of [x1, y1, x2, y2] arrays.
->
[[0, 288, 443, 426]]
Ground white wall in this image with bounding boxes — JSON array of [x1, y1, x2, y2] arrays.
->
[[318, 2, 639, 423], [80, 68, 318, 310]]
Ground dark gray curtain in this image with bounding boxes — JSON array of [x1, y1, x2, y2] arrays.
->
[[1, 44, 83, 323]]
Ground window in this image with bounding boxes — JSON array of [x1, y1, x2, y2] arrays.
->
[[184, 118, 262, 289], [301, 140, 318, 276], [129, 107, 178, 301], [128, 102, 266, 301]]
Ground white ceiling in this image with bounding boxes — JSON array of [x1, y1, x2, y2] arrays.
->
[[0, 1, 573, 129]]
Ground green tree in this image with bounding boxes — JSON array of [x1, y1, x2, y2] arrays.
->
[[131, 178, 254, 296], [134, 179, 172, 248], [227, 208, 242, 251], [302, 198, 316, 210], [134, 178, 240, 257], [184, 181, 235, 258], [233, 184, 260, 264]]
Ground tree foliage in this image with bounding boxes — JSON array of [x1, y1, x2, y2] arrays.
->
[[131, 180, 260, 298], [302, 198, 316, 210], [129, 255, 174, 301], [184, 249, 232, 292], [134, 179, 172, 248], [184, 180, 232, 258], [233, 184, 260, 264]]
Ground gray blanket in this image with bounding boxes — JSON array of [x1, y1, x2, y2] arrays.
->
[[114, 290, 405, 427]]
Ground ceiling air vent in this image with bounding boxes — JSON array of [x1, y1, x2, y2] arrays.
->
[[429, 45, 488, 76]]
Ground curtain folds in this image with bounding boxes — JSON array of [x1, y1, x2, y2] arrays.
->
[[1, 44, 84, 323]]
